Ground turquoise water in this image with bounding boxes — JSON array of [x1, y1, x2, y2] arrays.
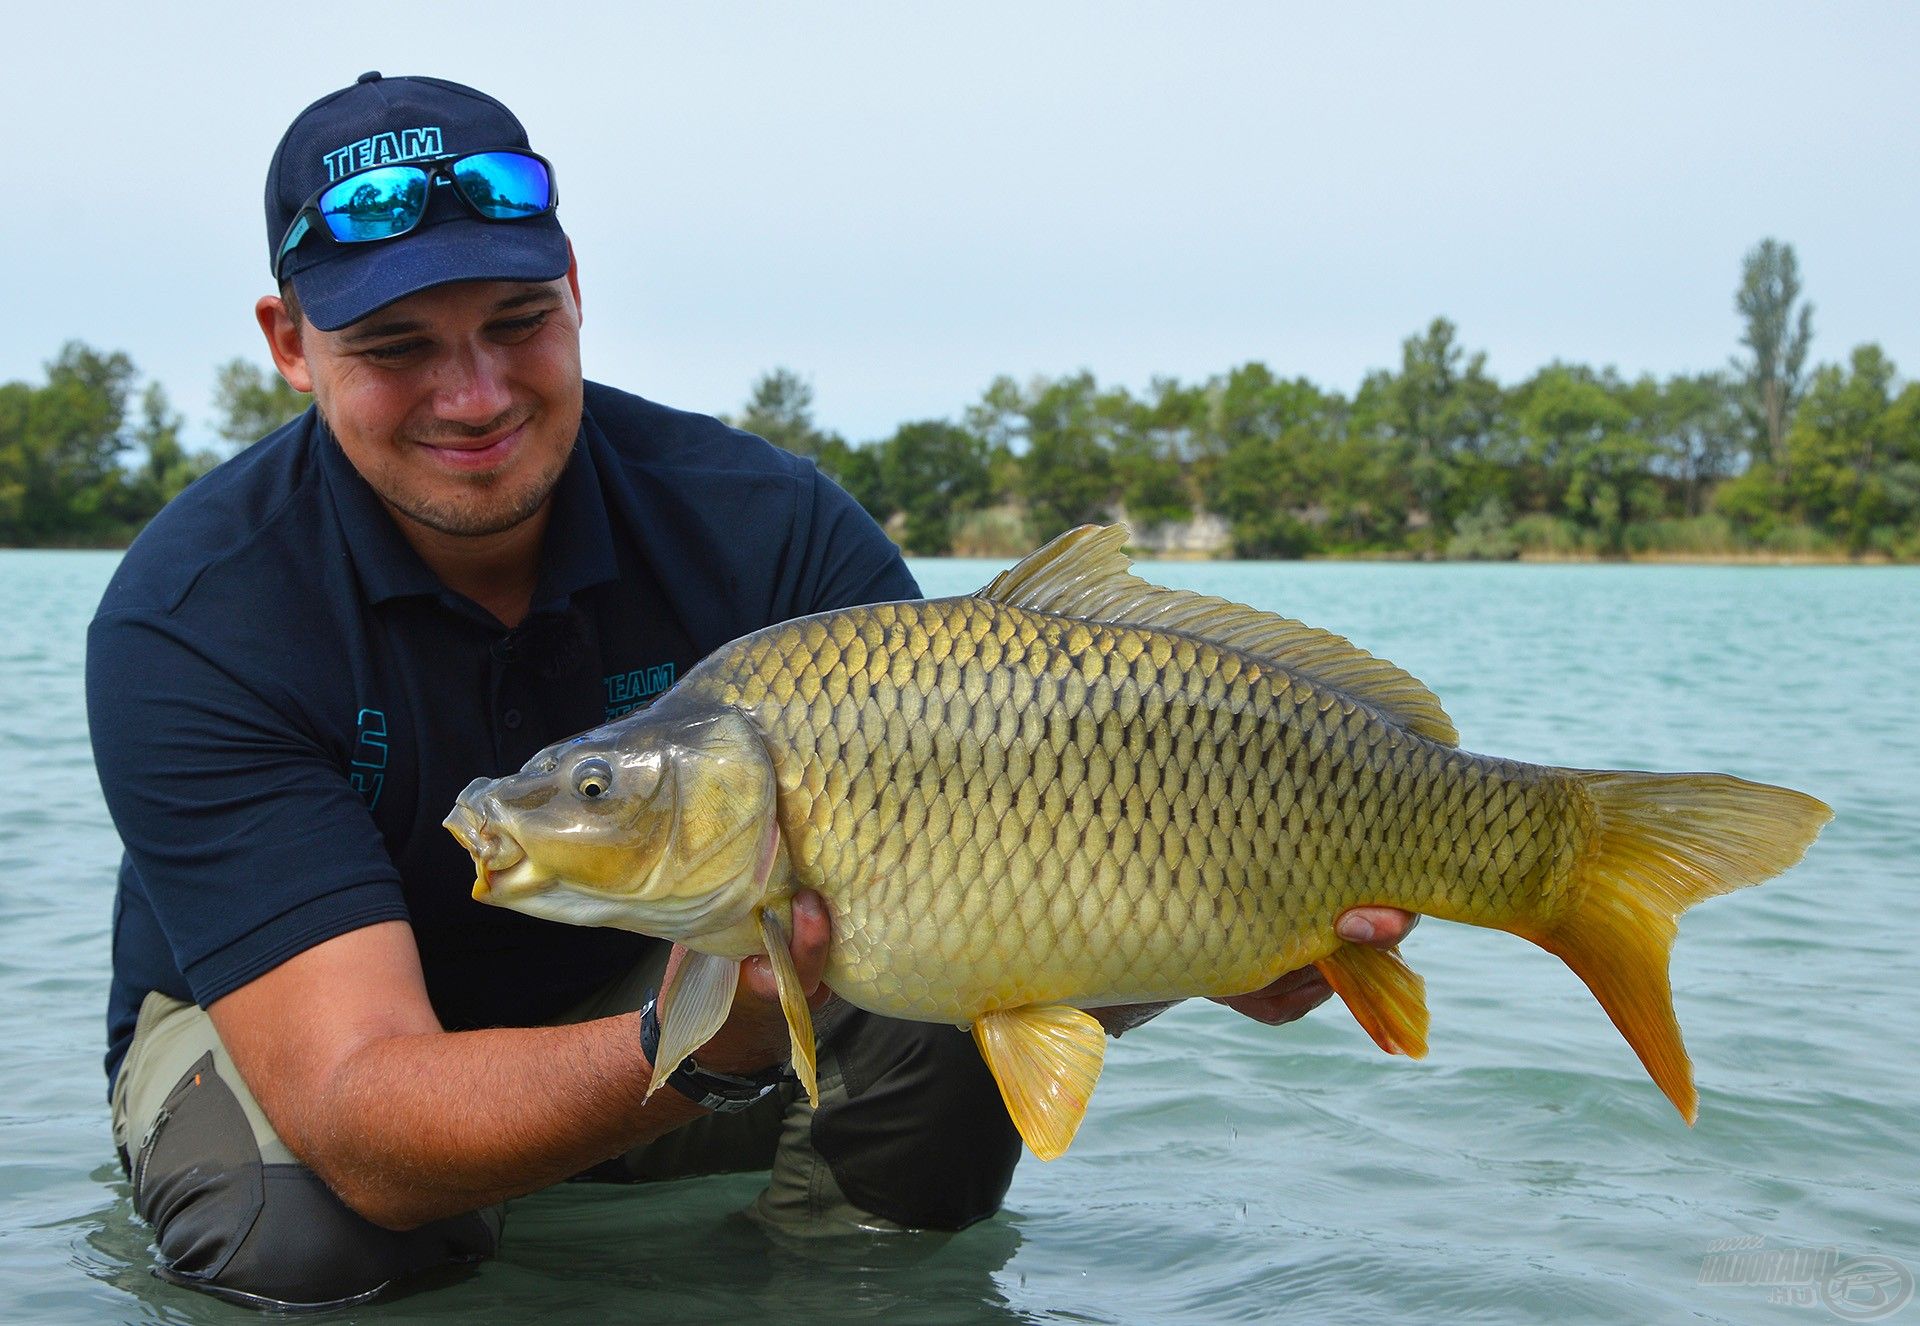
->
[[2, 550, 1914, 1324]]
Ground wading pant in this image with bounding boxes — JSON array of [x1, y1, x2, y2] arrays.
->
[[109, 948, 1021, 1311]]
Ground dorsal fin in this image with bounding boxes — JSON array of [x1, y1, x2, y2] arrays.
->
[[977, 524, 1459, 745]]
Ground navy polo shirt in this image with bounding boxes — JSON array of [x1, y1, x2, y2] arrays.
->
[[89, 381, 917, 1088]]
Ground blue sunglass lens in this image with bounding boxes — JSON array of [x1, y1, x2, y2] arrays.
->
[[452, 152, 552, 218], [317, 167, 429, 242]]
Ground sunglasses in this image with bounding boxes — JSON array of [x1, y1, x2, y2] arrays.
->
[[273, 148, 557, 279]]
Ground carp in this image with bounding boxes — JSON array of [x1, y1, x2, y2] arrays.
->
[[445, 525, 1829, 1159]]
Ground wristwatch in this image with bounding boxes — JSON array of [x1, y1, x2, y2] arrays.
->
[[638, 994, 791, 1114]]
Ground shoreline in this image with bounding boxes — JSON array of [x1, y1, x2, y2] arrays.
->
[[5, 544, 1908, 567], [1121, 549, 1911, 567]]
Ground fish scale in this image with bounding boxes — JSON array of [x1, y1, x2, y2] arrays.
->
[[450, 524, 1831, 1157], [689, 594, 1574, 1023]]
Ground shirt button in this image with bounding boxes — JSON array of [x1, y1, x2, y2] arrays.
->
[[502, 709, 523, 730]]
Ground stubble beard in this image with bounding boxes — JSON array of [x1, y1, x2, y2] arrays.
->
[[324, 403, 578, 539], [383, 442, 574, 538]]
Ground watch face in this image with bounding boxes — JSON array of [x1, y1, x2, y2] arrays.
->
[[696, 1084, 777, 1114]]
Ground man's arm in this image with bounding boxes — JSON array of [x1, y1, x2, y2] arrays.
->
[[207, 895, 831, 1231]]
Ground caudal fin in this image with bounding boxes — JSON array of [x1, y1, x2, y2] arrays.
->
[[1524, 771, 1830, 1123]]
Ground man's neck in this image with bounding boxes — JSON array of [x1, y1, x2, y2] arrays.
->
[[388, 502, 551, 629]]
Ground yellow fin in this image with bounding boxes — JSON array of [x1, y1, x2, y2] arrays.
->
[[647, 950, 740, 1102], [758, 908, 819, 1107], [975, 524, 1457, 744], [1314, 943, 1430, 1058], [971, 1005, 1106, 1161], [1524, 770, 1831, 1124]]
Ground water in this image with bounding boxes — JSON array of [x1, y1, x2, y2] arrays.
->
[[3, 550, 1915, 1325]]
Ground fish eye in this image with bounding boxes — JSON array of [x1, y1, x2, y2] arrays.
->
[[573, 757, 614, 799]]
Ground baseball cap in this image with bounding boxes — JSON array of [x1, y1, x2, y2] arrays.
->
[[265, 71, 570, 331]]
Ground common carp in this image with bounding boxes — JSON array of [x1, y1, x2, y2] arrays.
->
[[444, 525, 1830, 1159]]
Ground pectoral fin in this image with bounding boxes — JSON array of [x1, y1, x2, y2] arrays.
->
[[758, 908, 819, 1106], [646, 949, 741, 1101], [971, 1005, 1106, 1161], [1314, 943, 1430, 1058]]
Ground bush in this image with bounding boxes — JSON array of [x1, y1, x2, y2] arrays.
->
[[1868, 525, 1920, 560], [1229, 512, 1320, 559], [1446, 497, 1519, 560], [1757, 522, 1840, 557], [1509, 514, 1594, 557], [1621, 515, 1740, 556], [949, 506, 1033, 558]]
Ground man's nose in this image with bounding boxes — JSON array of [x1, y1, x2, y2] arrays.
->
[[432, 344, 514, 425]]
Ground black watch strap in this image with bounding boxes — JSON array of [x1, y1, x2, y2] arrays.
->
[[638, 994, 790, 1115]]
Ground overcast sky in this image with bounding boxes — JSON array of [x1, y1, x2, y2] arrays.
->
[[5, 1, 1914, 448]]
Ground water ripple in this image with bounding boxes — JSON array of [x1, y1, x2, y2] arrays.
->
[[5, 554, 1917, 1324]]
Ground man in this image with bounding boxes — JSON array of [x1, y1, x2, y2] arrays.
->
[[88, 72, 1417, 1310]]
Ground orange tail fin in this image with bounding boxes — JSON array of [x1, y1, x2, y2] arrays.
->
[[1524, 770, 1830, 1123]]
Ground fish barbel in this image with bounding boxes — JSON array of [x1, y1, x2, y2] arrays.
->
[[445, 525, 1830, 1159]]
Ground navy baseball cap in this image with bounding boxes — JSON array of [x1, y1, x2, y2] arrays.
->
[[265, 72, 569, 331]]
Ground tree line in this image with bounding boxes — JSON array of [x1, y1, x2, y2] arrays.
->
[[741, 241, 1918, 561], [0, 350, 307, 546], [5, 239, 1915, 558]]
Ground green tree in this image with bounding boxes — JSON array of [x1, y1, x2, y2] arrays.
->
[[128, 383, 219, 512], [1349, 320, 1501, 549], [46, 343, 139, 512], [1510, 364, 1658, 553], [814, 438, 888, 522], [1877, 383, 1920, 556], [1208, 427, 1329, 557], [0, 382, 31, 536], [1650, 372, 1743, 516], [0, 343, 138, 543], [1733, 238, 1814, 477], [212, 359, 309, 446], [732, 367, 841, 459], [1017, 373, 1114, 536], [963, 375, 1029, 506], [1194, 364, 1344, 556], [1784, 345, 1917, 552], [1101, 381, 1191, 531], [875, 420, 991, 553]]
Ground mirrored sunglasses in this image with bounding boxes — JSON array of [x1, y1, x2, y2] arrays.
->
[[273, 149, 557, 278]]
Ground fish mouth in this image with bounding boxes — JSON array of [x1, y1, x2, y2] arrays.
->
[[443, 795, 530, 900]]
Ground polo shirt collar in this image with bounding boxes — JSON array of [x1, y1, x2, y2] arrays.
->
[[316, 415, 620, 614]]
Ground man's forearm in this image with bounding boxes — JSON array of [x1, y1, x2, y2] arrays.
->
[[308, 1015, 702, 1229]]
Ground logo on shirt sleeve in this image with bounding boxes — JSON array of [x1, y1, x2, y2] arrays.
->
[[350, 708, 389, 808], [603, 664, 675, 720]]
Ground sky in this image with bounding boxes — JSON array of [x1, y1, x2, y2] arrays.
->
[[4, 1, 1915, 449]]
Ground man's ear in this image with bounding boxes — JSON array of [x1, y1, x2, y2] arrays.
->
[[565, 241, 581, 325], [255, 294, 314, 393]]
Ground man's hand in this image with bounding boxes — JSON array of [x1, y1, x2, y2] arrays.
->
[[1091, 906, 1421, 1036], [657, 889, 833, 1078], [1211, 907, 1418, 1025]]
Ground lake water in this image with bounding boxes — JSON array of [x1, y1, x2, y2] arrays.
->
[[2, 550, 1914, 1325]]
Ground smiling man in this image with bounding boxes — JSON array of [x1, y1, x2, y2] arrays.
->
[[87, 72, 1416, 1309]]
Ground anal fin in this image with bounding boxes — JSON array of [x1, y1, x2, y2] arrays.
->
[[971, 1005, 1106, 1161], [1314, 943, 1430, 1058]]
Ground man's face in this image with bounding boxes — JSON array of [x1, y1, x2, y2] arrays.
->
[[258, 266, 584, 540]]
